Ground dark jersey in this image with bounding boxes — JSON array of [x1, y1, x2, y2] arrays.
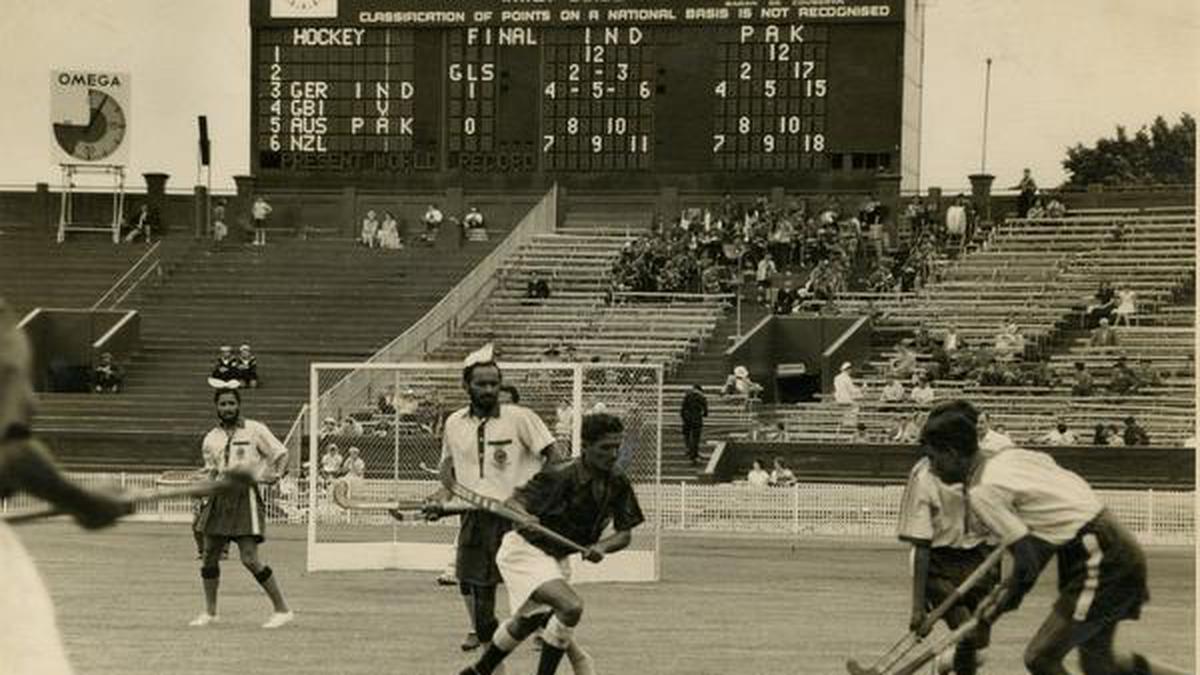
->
[[513, 459, 644, 559]]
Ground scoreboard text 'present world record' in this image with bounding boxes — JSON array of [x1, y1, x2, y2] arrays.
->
[[250, 0, 923, 189]]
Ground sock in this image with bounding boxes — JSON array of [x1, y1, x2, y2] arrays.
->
[[954, 645, 978, 675], [537, 645, 566, 675]]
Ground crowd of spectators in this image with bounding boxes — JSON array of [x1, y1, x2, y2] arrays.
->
[[207, 344, 259, 389]]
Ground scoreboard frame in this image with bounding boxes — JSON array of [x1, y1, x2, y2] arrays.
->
[[249, 0, 923, 191]]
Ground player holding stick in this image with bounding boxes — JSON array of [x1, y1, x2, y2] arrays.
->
[[459, 411, 645, 675], [896, 401, 1000, 675], [920, 400, 1188, 675], [432, 344, 562, 657], [0, 298, 131, 673], [190, 388, 294, 628]]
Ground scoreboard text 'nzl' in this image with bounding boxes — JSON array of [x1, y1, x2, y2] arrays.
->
[[250, 0, 923, 188]]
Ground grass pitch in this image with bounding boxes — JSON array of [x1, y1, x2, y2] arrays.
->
[[19, 523, 1195, 675]]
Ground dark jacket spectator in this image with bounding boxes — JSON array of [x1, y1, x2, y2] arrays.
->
[[209, 345, 240, 387], [235, 344, 259, 388], [680, 385, 708, 465], [526, 274, 551, 300], [1123, 417, 1151, 446], [92, 352, 124, 393], [1108, 357, 1140, 395], [1070, 362, 1094, 397]]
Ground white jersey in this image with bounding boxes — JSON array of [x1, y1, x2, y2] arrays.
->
[[200, 419, 289, 481], [896, 458, 985, 549], [968, 448, 1102, 546], [441, 404, 555, 501]]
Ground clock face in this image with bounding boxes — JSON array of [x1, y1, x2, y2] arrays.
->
[[53, 89, 127, 161]]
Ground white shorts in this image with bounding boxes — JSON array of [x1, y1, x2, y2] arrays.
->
[[0, 522, 74, 675], [496, 530, 572, 618]]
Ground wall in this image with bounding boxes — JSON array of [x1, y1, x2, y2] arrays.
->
[[725, 315, 873, 403]]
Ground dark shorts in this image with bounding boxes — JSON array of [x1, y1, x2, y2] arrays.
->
[[456, 510, 511, 589], [1054, 510, 1148, 639], [927, 545, 997, 647], [195, 485, 266, 543]]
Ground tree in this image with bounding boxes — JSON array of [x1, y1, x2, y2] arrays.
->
[[1061, 114, 1195, 188]]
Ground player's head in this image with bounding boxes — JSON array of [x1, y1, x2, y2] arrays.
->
[[580, 412, 624, 474], [462, 344, 502, 412], [920, 399, 980, 484], [213, 388, 241, 424]]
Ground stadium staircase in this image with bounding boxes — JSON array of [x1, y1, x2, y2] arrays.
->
[[0, 224, 151, 315], [761, 207, 1196, 446], [31, 230, 512, 470]]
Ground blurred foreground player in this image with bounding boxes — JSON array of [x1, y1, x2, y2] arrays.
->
[[433, 344, 558, 656], [921, 400, 1187, 675], [0, 299, 130, 674], [461, 412, 644, 675], [190, 388, 293, 628]]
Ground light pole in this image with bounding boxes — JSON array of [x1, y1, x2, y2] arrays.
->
[[981, 57, 992, 173]]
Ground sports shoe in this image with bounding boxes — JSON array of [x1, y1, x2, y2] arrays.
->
[[262, 611, 295, 629], [460, 632, 481, 651], [188, 613, 218, 627]]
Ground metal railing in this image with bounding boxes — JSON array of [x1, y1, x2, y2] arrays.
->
[[91, 240, 163, 310]]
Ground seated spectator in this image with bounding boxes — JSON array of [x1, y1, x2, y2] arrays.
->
[[1122, 416, 1151, 446], [1108, 356, 1141, 395], [212, 199, 229, 243], [850, 422, 872, 443], [1090, 318, 1119, 348], [320, 444, 344, 479], [394, 388, 420, 417], [234, 343, 259, 388], [993, 317, 1025, 360], [1038, 419, 1079, 446], [941, 324, 961, 354], [377, 389, 397, 416], [378, 211, 402, 249], [723, 366, 763, 401], [913, 325, 935, 353], [1070, 361, 1094, 397], [554, 398, 575, 454], [1103, 424, 1125, 446], [769, 457, 796, 487], [421, 203, 444, 243], [319, 416, 338, 438], [1045, 197, 1067, 218], [462, 206, 486, 241], [909, 376, 935, 405], [888, 342, 919, 381], [1085, 280, 1117, 328], [207, 345, 241, 388], [879, 379, 906, 403], [1112, 287, 1137, 326], [833, 362, 864, 405], [746, 460, 770, 487], [1092, 423, 1108, 446], [92, 352, 124, 393], [360, 210, 379, 247], [893, 412, 923, 444], [338, 416, 364, 437], [526, 272, 551, 301], [343, 446, 366, 478], [1136, 358, 1162, 388], [123, 204, 155, 243]]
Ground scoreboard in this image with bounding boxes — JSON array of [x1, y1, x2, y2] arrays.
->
[[250, 0, 922, 188]]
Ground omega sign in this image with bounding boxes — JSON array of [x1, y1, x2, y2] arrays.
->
[[50, 70, 132, 164]]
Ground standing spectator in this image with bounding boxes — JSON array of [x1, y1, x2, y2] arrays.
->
[[1090, 318, 1119, 348], [1122, 416, 1151, 446], [1038, 419, 1079, 445], [360, 210, 380, 247], [92, 352, 124, 393], [769, 457, 796, 486], [755, 253, 778, 306], [207, 345, 240, 389], [679, 384, 708, 467], [1070, 361, 1094, 397], [422, 203, 444, 243], [1112, 287, 1137, 326], [944, 195, 968, 246], [378, 211, 402, 249], [342, 446, 366, 478], [234, 344, 259, 389], [746, 460, 770, 487], [251, 196, 272, 247], [1014, 168, 1038, 218]]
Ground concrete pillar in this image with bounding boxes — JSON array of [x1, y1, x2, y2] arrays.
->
[[193, 185, 208, 238], [35, 182, 51, 228], [874, 172, 902, 251], [232, 174, 256, 235], [968, 173, 995, 223], [142, 173, 169, 234]]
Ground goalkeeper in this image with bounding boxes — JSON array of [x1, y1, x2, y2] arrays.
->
[[459, 412, 645, 675]]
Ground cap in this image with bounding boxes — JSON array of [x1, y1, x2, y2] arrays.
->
[[733, 366, 749, 378], [841, 362, 852, 371], [464, 343, 495, 367]]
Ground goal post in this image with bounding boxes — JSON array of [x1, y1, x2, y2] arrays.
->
[[305, 360, 663, 583]]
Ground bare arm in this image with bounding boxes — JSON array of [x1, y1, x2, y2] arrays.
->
[[909, 543, 931, 634], [0, 438, 128, 529]]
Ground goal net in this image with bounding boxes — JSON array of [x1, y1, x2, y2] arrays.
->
[[305, 361, 663, 583]]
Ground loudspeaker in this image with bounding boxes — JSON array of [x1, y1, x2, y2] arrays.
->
[[198, 115, 211, 166]]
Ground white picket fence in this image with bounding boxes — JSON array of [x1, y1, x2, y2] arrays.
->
[[2, 473, 1192, 546]]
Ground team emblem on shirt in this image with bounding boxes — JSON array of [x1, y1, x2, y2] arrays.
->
[[492, 447, 508, 466]]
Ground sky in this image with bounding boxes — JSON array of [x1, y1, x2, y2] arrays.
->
[[0, 0, 1196, 192]]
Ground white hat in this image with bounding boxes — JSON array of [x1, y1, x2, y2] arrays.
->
[[841, 362, 852, 371], [733, 366, 749, 378], [464, 343, 495, 367]]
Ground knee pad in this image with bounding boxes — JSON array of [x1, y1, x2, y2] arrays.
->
[[543, 615, 574, 649], [253, 565, 273, 584], [200, 566, 220, 580]]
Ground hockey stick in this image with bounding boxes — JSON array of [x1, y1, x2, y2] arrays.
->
[[887, 578, 1012, 675], [845, 546, 1005, 675], [329, 480, 469, 522], [3, 472, 254, 525], [417, 462, 593, 557]]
